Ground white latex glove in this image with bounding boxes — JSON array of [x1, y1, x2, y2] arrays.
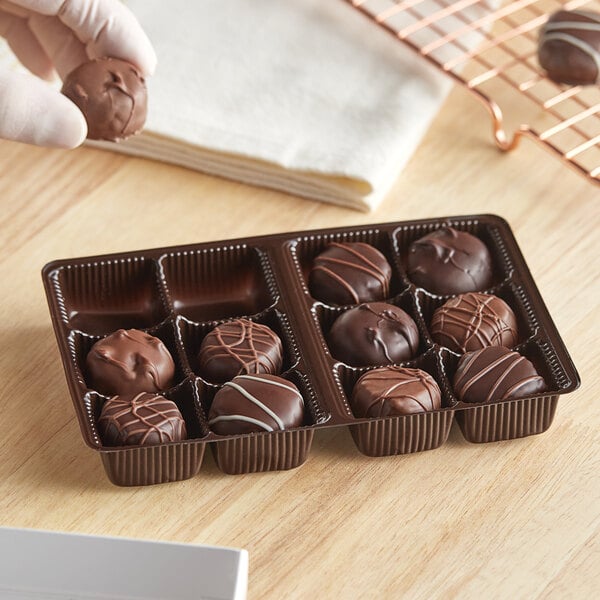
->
[[0, 0, 156, 147]]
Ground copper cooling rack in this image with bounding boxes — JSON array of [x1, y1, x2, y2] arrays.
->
[[344, 0, 600, 185]]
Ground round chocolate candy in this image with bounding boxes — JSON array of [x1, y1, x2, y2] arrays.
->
[[86, 329, 175, 396], [198, 319, 283, 383], [351, 366, 442, 417], [407, 226, 493, 296], [308, 242, 392, 305], [62, 57, 147, 141], [208, 374, 304, 435], [98, 392, 187, 447], [327, 302, 420, 367], [453, 346, 546, 404], [430, 292, 518, 354], [538, 10, 600, 86]]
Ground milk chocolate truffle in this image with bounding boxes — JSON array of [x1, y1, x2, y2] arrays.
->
[[309, 242, 392, 305], [431, 292, 518, 354], [87, 329, 176, 396], [327, 302, 419, 367], [199, 319, 283, 383], [407, 227, 493, 295], [453, 346, 546, 404], [538, 10, 600, 85], [98, 392, 187, 447], [208, 374, 304, 435], [61, 58, 147, 141], [352, 366, 442, 418]]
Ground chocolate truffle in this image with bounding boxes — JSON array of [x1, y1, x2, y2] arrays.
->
[[199, 319, 283, 383], [309, 242, 393, 305], [453, 346, 546, 404], [407, 227, 493, 295], [327, 302, 420, 367], [538, 10, 600, 85], [98, 392, 187, 447], [62, 57, 147, 141], [208, 374, 304, 435], [431, 292, 518, 354], [351, 366, 442, 417], [86, 329, 175, 396]]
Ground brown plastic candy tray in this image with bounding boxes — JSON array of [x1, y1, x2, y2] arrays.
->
[[42, 215, 580, 486]]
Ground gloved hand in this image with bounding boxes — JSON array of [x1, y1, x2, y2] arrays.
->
[[0, 0, 156, 147]]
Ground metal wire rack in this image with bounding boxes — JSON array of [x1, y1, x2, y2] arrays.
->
[[343, 0, 600, 185]]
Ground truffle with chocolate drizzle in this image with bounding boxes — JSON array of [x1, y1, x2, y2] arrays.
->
[[198, 318, 284, 384], [453, 346, 546, 403], [351, 366, 442, 417], [407, 226, 493, 296], [98, 392, 187, 446], [327, 302, 420, 367], [430, 292, 518, 354], [86, 329, 175, 396], [309, 242, 393, 305], [62, 57, 147, 141]]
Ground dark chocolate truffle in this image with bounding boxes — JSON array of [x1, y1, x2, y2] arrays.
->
[[453, 346, 546, 404], [208, 374, 304, 435], [87, 329, 175, 396], [98, 392, 187, 447], [538, 10, 600, 85], [199, 319, 283, 383], [62, 57, 147, 141], [431, 292, 518, 354], [327, 302, 420, 367], [351, 366, 442, 417], [309, 242, 393, 305], [407, 227, 493, 295]]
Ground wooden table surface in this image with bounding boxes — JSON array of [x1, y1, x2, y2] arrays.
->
[[0, 84, 598, 599]]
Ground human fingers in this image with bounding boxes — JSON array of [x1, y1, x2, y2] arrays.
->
[[9, 0, 156, 76], [0, 8, 55, 79], [28, 13, 88, 80], [0, 68, 87, 147]]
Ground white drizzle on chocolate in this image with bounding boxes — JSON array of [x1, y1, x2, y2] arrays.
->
[[208, 375, 304, 432], [539, 10, 600, 84]]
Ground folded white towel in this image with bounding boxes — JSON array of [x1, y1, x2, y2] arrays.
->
[[108, 0, 458, 211]]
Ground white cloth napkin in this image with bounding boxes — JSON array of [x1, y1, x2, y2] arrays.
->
[[106, 0, 456, 211]]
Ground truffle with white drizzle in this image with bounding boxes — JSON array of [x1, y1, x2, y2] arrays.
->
[[538, 10, 600, 85], [208, 374, 304, 435]]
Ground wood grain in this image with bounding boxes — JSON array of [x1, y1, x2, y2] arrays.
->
[[0, 84, 598, 600]]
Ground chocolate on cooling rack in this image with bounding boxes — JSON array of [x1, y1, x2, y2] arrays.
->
[[62, 57, 147, 141], [407, 226, 493, 296], [538, 10, 600, 86], [327, 302, 419, 367], [98, 392, 187, 447], [198, 318, 283, 383], [308, 242, 392, 305], [208, 374, 304, 435], [351, 366, 442, 418], [453, 346, 546, 404], [431, 292, 518, 354], [86, 329, 175, 396]]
